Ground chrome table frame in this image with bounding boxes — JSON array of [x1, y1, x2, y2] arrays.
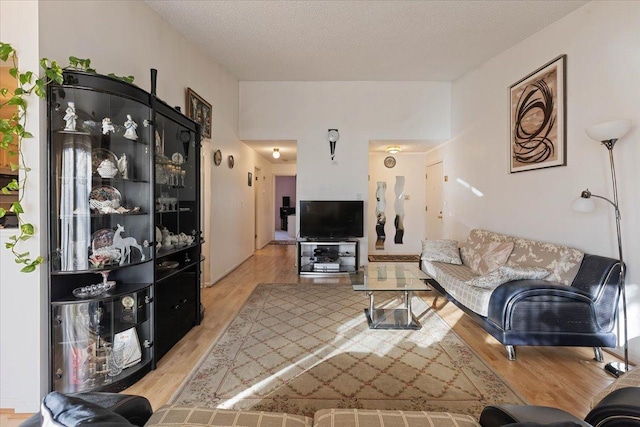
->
[[351, 263, 431, 330]]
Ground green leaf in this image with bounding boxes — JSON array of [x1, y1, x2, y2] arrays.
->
[[1, 187, 9, 194], [7, 97, 26, 108], [18, 71, 33, 85], [9, 67, 18, 78], [0, 88, 8, 97], [13, 87, 23, 95], [10, 163, 19, 171], [7, 179, 19, 190], [21, 223, 35, 235], [2, 133, 12, 144], [0, 207, 5, 217], [0, 43, 14, 61], [5, 242, 15, 249], [21, 263, 37, 273], [11, 201, 23, 213]]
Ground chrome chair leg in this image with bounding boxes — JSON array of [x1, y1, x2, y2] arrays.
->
[[594, 347, 604, 362], [506, 345, 516, 360]]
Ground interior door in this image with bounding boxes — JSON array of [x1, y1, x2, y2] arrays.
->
[[425, 161, 443, 239]]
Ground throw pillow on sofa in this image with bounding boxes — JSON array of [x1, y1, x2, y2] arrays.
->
[[466, 265, 550, 289], [465, 241, 514, 275], [421, 239, 462, 264]]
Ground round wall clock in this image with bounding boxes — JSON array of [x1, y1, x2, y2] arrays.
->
[[213, 149, 222, 166], [384, 156, 396, 168], [228, 155, 235, 169]]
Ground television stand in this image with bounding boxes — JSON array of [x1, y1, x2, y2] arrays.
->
[[297, 239, 359, 275]]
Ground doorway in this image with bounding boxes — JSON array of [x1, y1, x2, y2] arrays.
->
[[425, 161, 443, 239], [274, 175, 296, 242]]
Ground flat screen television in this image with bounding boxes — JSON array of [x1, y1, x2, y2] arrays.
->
[[299, 200, 364, 239]]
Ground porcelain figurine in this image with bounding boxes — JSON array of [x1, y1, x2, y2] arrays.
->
[[117, 153, 128, 179], [123, 115, 138, 140], [63, 102, 78, 131], [102, 117, 115, 135]]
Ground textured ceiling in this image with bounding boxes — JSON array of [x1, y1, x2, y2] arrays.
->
[[146, 0, 587, 82], [146, 0, 587, 160]]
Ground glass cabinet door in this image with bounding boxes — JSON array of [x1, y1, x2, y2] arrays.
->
[[154, 110, 199, 256], [49, 83, 153, 273], [51, 286, 152, 393]]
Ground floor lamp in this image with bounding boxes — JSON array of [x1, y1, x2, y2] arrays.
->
[[571, 119, 632, 378]]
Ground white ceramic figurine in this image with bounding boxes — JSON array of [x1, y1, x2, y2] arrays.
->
[[63, 102, 78, 131], [123, 115, 138, 140], [102, 117, 115, 135]]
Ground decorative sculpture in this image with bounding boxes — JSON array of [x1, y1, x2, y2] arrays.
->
[[102, 117, 115, 135], [123, 115, 138, 140], [394, 176, 405, 244], [112, 224, 145, 266], [375, 181, 387, 250], [117, 153, 128, 179], [63, 102, 78, 131]]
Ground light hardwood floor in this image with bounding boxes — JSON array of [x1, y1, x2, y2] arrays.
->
[[1, 244, 620, 425]]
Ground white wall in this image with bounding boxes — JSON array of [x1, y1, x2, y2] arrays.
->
[[0, 1, 48, 412], [0, 0, 265, 411], [368, 153, 426, 255], [428, 1, 640, 361], [240, 81, 450, 263]]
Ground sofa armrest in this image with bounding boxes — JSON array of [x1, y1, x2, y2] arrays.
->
[[19, 392, 153, 427], [584, 387, 640, 426], [488, 280, 594, 327], [479, 404, 589, 427]]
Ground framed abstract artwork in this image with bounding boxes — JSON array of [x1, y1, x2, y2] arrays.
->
[[509, 55, 566, 173], [186, 88, 212, 138]]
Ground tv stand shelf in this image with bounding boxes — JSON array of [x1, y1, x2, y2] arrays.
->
[[297, 239, 359, 275]]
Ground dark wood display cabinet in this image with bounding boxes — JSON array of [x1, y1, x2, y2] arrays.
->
[[152, 97, 202, 362], [47, 71, 202, 393]]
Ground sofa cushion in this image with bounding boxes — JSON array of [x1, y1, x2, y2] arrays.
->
[[145, 405, 313, 427], [313, 408, 480, 427], [422, 260, 494, 316], [467, 241, 514, 275], [461, 229, 584, 285], [466, 265, 550, 290], [421, 239, 462, 264]]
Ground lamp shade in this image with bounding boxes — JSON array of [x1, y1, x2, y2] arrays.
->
[[585, 120, 632, 142], [571, 196, 596, 213]]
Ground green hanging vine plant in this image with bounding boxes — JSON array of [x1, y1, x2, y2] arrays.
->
[[0, 42, 133, 272]]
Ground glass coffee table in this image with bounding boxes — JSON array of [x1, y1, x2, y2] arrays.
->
[[350, 263, 432, 330]]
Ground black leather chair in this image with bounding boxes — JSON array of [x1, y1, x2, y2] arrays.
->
[[479, 387, 640, 427], [19, 391, 153, 427]]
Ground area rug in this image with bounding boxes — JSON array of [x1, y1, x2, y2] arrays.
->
[[368, 254, 420, 262], [171, 284, 526, 418], [270, 240, 296, 245]]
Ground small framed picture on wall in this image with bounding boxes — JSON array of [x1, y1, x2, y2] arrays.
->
[[248, 172, 253, 186]]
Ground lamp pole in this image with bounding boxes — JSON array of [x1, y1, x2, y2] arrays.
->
[[601, 139, 629, 377]]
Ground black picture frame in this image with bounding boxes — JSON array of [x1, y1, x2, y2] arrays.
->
[[186, 87, 212, 138], [248, 172, 253, 186], [509, 55, 566, 173]]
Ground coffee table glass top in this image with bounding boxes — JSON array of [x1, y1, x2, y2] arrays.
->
[[351, 262, 431, 292]]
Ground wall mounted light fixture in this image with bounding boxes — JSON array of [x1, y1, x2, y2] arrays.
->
[[328, 129, 339, 160], [272, 148, 280, 159]]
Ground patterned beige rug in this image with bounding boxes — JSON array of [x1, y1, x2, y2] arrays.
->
[[171, 284, 526, 418]]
